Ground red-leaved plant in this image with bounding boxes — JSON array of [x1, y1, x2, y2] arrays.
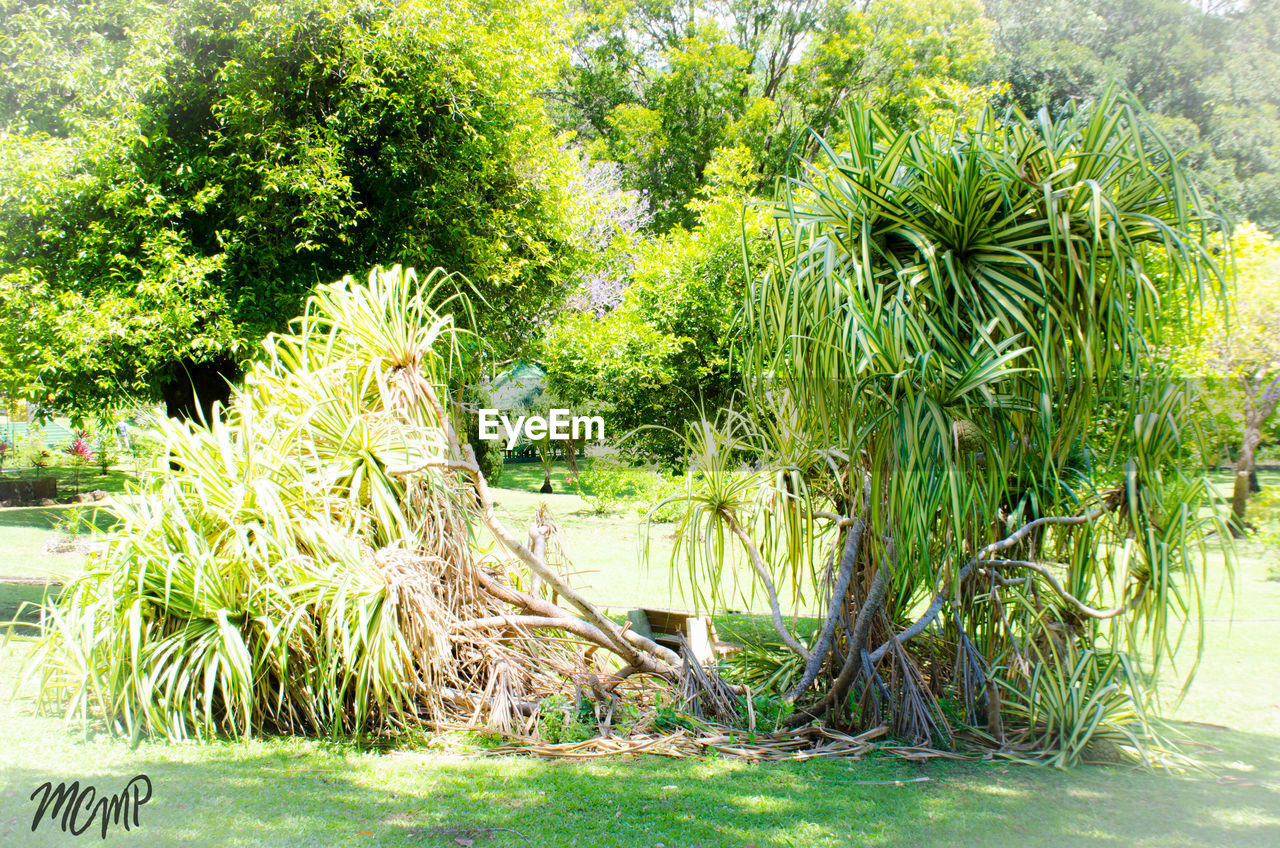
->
[[66, 434, 94, 495]]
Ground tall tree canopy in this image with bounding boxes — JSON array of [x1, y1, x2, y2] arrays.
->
[[987, 0, 1280, 233], [541, 148, 767, 463], [0, 0, 576, 417], [553, 0, 999, 230]]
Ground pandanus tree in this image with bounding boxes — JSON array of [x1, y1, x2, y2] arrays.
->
[[672, 90, 1230, 763], [29, 267, 692, 740]]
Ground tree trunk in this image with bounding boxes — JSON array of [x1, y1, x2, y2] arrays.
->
[[564, 436, 580, 476], [1223, 435, 1254, 535], [1230, 377, 1280, 536], [540, 465, 554, 494], [1232, 413, 1266, 535]]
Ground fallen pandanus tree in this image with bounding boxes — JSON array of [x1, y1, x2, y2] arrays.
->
[[24, 266, 716, 741]]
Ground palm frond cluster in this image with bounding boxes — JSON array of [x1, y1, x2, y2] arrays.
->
[[27, 268, 586, 739], [673, 89, 1230, 764]]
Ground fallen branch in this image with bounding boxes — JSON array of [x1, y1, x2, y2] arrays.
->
[[405, 379, 683, 680]]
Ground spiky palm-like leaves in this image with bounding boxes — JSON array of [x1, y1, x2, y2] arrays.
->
[[25, 267, 571, 739], [677, 90, 1230, 764]]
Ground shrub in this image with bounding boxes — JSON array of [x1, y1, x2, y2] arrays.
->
[[537, 694, 595, 744], [53, 504, 95, 539], [25, 267, 569, 740], [127, 431, 162, 483], [719, 638, 808, 696], [999, 645, 1177, 768], [66, 433, 94, 494], [22, 430, 51, 477], [636, 473, 686, 523], [84, 419, 118, 475], [569, 459, 638, 515]]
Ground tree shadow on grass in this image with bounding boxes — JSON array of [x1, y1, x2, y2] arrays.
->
[[0, 505, 117, 534], [0, 582, 59, 634], [0, 720, 1277, 848]]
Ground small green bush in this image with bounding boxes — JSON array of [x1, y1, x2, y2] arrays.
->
[[742, 692, 794, 732], [570, 459, 638, 515], [653, 702, 701, 734], [718, 637, 809, 696], [1250, 488, 1280, 580], [84, 419, 118, 474], [538, 694, 595, 743], [636, 473, 686, 522], [20, 430, 52, 476], [54, 504, 97, 539]]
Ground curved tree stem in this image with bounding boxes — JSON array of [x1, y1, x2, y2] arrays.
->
[[782, 563, 890, 727], [982, 559, 1138, 619], [722, 511, 810, 663], [786, 518, 864, 702], [868, 507, 1111, 664]]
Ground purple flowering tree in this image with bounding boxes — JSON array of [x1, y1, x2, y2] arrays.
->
[[562, 155, 651, 317]]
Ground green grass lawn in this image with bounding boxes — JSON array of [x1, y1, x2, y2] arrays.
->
[[0, 630, 1277, 847], [0, 465, 1277, 846], [1, 463, 138, 498], [0, 502, 117, 577], [489, 459, 816, 615]]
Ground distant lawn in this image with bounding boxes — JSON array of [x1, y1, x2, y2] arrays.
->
[[1, 463, 137, 497], [486, 458, 800, 614], [491, 456, 633, 498], [491, 457, 560, 492], [0, 501, 119, 581], [1208, 468, 1280, 501]]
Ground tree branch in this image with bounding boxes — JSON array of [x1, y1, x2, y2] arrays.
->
[[867, 507, 1110, 664], [982, 559, 1137, 619], [411, 379, 683, 674], [785, 518, 863, 702], [722, 510, 811, 662]]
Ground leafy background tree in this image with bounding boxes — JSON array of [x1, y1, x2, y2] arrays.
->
[[553, 0, 999, 230], [540, 148, 769, 463], [4, 0, 1278, 499], [542, 0, 1280, 477], [0, 0, 577, 417], [1170, 223, 1280, 529], [987, 0, 1280, 233]]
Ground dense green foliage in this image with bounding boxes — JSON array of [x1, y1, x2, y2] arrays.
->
[[540, 150, 768, 462], [669, 91, 1228, 763], [0, 0, 574, 414], [552, 0, 1280, 235], [6, 0, 1275, 442], [988, 0, 1280, 233], [555, 0, 998, 229], [542, 0, 1280, 467], [1168, 223, 1280, 527], [27, 267, 483, 738]]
